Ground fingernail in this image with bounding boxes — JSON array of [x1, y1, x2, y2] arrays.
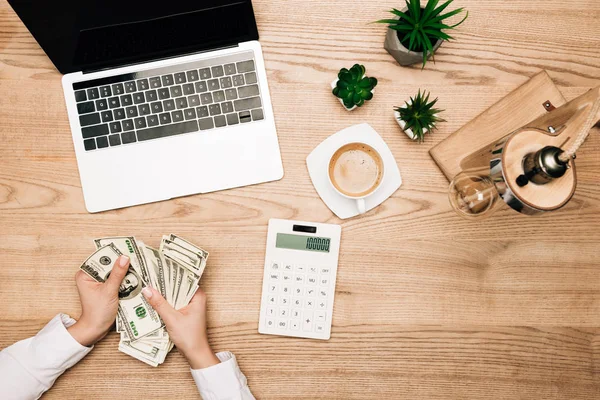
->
[[119, 255, 130, 268], [142, 287, 152, 299]]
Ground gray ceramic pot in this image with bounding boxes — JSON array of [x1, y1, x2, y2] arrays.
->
[[383, 12, 443, 66]]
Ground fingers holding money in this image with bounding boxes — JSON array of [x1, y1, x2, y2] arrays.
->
[[142, 286, 178, 326], [106, 255, 131, 293]]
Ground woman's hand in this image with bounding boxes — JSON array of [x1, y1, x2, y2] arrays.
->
[[67, 255, 130, 347], [142, 286, 219, 369]]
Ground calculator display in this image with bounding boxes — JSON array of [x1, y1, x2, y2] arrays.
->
[[276, 233, 331, 253]]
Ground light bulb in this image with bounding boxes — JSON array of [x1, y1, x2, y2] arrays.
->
[[448, 168, 504, 220]]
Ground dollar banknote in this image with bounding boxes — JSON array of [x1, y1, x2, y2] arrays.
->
[[79, 234, 209, 367]]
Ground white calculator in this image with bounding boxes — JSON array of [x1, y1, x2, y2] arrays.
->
[[258, 219, 342, 340]]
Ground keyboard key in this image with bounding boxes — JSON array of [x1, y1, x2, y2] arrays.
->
[[108, 97, 121, 109], [109, 134, 121, 146], [318, 289, 329, 298], [147, 115, 159, 127], [315, 323, 326, 334], [84, 138, 96, 151], [182, 83, 195, 95], [224, 63, 236, 75], [174, 72, 186, 84], [79, 113, 101, 127], [222, 102, 234, 114], [121, 131, 137, 144], [252, 108, 264, 121], [232, 74, 245, 87], [303, 313, 313, 331], [170, 85, 182, 98], [200, 93, 213, 105], [149, 77, 162, 88], [245, 72, 257, 84], [184, 108, 197, 120], [195, 81, 208, 93], [100, 111, 113, 122], [158, 88, 170, 100], [125, 106, 138, 118], [290, 320, 300, 330], [234, 96, 262, 111], [213, 91, 225, 103], [163, 99, 176, 111], [307, 275, 317, 285], [113, 108, 126, 120], [317, 300, 327, 310], [238, 85, 260, 98], [306, 288, 316, 297], [196, 106, 209, 118], [277, 319, 288, 330], [87, 88, 100, 100], [77, 101, 95, 114], [124, 81, 137, 93], [207, 79, 220, 91], [198, 117, 214, 130], [133, 92, 145, 104], [175, 97, 188, 109], [136, 79, 149, 91], [239, 110, 251, 123], [320, 277, 330, 286], [109, 121, 122, 133], [171, 110, 184, 122], [138, 104, 151, 116], [220, 77, 232, 89], [211, 65, 224, 77], [186, 70, 199, 82], [122, 119, 134, 131], [159, 113, 172, 125], [315, 311, 326, 322], [137, 120, 199, 141], [199, 68, 211, 79], [266, 306, 276, 316], [95, 99, 108, 111], [305, 299, 315, 309], [112, 83, 124, 95], [214, 115, 226, 127], [236, 60, 255, 73], [226, 113, 239, 125], [161, 74, 174, 86], [225, 89, 237, 100], [82, 123, 109, 139], [121, 94, 133, 106], [100, 86, 112, 97], [188, 95, 200, 107], [96, 136, 109, 149], [267, 295, 277, 304], [266, 318, 275, 329], [209, 104, 221, 116], [151, 102, 163, 114], [74, 90, 87, 102], [134, 117, 147, 129], [145, 90, 158, 102]]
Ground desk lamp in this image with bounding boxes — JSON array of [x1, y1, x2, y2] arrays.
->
[[449, 88, 600, 219]]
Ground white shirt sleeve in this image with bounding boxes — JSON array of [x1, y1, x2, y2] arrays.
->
[[0, 314, 93, 400], [191, 352, 255, 400]]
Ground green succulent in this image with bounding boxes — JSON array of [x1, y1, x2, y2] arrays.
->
[[333, 64, 378, 109], [376, 0, 468, 68], [395, 90, 445, 142]]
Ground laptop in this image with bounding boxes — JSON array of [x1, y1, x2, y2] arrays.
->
[[8, 0, 284, 213]]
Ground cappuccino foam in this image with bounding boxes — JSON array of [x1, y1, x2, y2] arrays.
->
[[329, 143, 383, 197]]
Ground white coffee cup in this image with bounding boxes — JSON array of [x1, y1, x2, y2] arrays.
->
[[327, 142, 385, 214]]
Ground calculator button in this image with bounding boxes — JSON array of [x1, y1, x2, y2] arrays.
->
[[303, 311, 313, 331], [315, 311, 326, 322], [266, 318, 275, 329], [290, 320, 300, 330], [306, 288, 316, 297], [291, 309, 301, 319], [319, 289, 329, 298], [269, 284, 277, 293], [268, 272, 280, 281], [294, 274, 305, 284], [294, 265, 306, 273], [281, 285, 291, 294], [318, 300, 327, 310], [279, 296, 290, 306], [320, 277, 330, 286], [309, 266, 318, 274], [321, 268, 331, 275], [277, 320, 288, 329], [307, 275, 317, 285], [292, 297, 302, 308], [279, 308, 289, 317], [315, 323, 326, 334], [266, 307, 276, 317], [305, 299, 315, 309], [283, 263, 293, 271], [271, 261, 280, 270], [293, 287, 304, 296], [282, 272, 292, 282], [267, 296, 276, 305]]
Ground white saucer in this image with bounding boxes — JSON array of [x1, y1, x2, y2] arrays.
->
[[306, 123, 402, 219]]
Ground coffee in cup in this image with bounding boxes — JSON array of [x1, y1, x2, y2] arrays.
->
[[328, 143, 384, 199]]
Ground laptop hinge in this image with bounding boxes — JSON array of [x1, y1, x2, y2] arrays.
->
[[82, 44, 239, 75]]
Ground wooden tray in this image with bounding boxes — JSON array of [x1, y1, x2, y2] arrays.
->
[[429, 71, 567, 181]]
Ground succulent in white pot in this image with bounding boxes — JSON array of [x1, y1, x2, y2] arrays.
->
[[395, 90, 445, 142], [331, 64, 377, 111]]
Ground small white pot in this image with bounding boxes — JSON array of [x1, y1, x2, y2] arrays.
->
[[331, 78, 375, 112], [394, 99, 433, 141]]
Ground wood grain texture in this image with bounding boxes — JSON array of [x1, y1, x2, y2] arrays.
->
[[0, 0, 599, 398]]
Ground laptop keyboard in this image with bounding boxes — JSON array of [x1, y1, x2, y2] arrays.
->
[[72, 51, 264, 151]]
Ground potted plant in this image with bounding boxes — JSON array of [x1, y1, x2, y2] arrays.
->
[[394, 90, 445, 142], [376, 0, 468, 68], [331, 64, 378, 111]]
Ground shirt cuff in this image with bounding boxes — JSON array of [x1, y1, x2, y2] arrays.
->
[[5, 313, 93, 388], [190, 351, 248, 400]]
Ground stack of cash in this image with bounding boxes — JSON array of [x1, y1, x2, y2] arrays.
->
[[79, 234, 208, 367]]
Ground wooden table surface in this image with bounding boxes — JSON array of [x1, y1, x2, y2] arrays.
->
[[1, 0, 599, 398]]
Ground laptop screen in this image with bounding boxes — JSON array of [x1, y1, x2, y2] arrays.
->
[[8, 0, 259, 74]]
